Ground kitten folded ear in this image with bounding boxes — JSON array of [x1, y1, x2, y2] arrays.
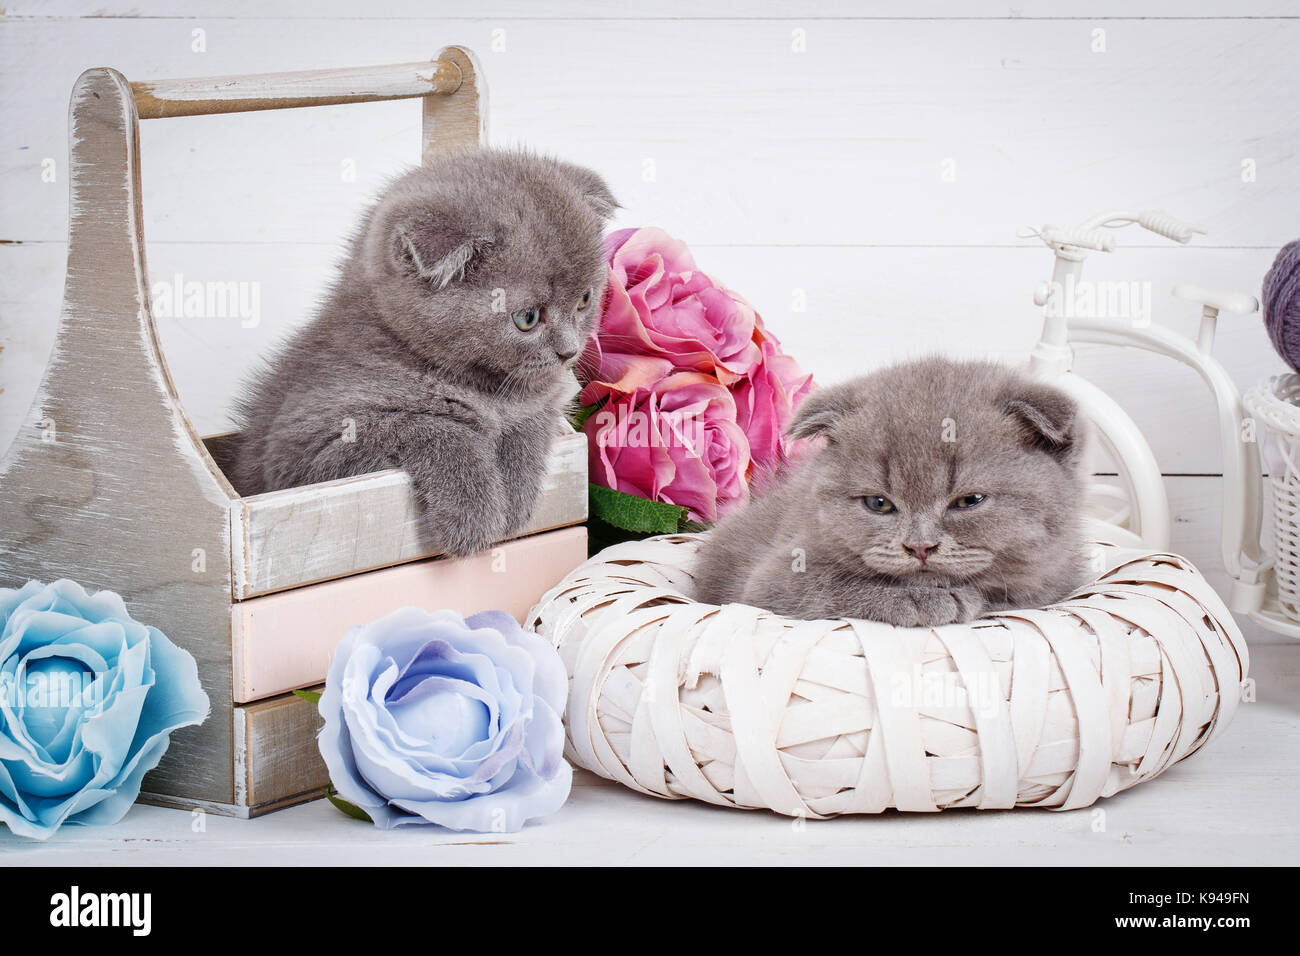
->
[[393, 218, 494, 288], [787, 382, 865, 442], [1002, 382, 1079, 460], [552, 160, 620, 221]]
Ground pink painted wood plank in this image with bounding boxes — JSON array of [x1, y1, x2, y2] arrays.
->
[[232, 526, 587, 703]]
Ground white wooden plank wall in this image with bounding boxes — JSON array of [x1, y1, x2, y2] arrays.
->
[[2, 2, 1296, 642]]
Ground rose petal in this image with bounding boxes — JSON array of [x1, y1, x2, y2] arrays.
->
[[0, 583, 207, 840], [389, 759, 573, 833], [472, 612, 568, 718]]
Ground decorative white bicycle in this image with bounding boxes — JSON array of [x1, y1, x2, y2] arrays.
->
[[1022, 207, 1299, 637]]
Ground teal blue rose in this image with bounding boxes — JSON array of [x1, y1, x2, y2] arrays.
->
[[0, 579, 209, 840]]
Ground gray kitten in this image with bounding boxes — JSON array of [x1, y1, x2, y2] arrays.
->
[[693, 357, 1090, 625], [229, 149, 616, 557]]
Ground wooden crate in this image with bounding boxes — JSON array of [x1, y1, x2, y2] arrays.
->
[[0, 46, 591, 817]]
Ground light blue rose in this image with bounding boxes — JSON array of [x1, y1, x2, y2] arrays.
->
[[0, 579, 210, 840], [317, 607, 572, 832]]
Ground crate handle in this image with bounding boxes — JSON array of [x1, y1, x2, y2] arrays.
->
[[130, 58, 463, 119], [127, 46, 486, 164]]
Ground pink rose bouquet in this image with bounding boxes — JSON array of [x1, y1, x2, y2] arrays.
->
[[576, 227, 813, 538]]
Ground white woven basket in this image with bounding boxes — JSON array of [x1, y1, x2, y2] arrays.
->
[[527, 533, 1248, 817], [1244, 373, 1300, 622]]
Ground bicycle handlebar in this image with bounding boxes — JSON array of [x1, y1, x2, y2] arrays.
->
[[1134, 209, 1205, 244], [1033, 208, 1206, 255], [1038, 225, 1116, 252]]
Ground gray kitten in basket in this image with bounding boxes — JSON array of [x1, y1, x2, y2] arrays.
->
[[229, 149, 616, 556], [693, 357, 1090, 626]]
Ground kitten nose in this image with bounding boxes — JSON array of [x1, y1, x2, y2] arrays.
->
[[903, 542, 938, 564], [555, 345, 579, 363]]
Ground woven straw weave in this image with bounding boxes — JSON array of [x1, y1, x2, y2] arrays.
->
[[526, 533, 1249, 817], [1244, 373, 1300, 621]]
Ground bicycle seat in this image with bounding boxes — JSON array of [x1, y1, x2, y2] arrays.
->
[[1172, 283, 1259, 315]]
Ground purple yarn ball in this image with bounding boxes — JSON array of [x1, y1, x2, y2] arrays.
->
[[1264, 239, 1300, 373]]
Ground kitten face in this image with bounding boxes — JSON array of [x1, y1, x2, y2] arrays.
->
[[792, 358, 1087, 593], [358, 151, 616, 391]]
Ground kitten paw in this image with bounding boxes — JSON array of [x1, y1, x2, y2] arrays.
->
[[871, 585, 984, 627], [426, 508, 506, 559], [499, 485, 545, 539]]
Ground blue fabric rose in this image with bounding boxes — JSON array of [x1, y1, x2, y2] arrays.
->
[[0, 579, 210, 840], [317, 607, 572, 832]]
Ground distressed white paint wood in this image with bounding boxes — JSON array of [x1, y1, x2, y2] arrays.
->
[[147, 688, 328, 819], [131, 58, 462, 119], [233, 687, 328, 816], [8, 1, 1298, 21], [0, 68, 239, 807], [3, 16, 1296, 247], [147, 686, 327, 817], [528, 532, 1248, 816], [422, 45, 486, 160], [232, 526, 588, 702], [227, 430, 587, 598]]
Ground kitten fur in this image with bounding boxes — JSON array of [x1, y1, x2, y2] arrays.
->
[[693, 357, 1090, 626], [228, 149, 617, 557]]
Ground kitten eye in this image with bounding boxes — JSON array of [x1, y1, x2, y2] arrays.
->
[[577, 289, 593, 311], [512, 306, 542, 331], [862, 495, 896, 514], [949, 493, 987, 510]]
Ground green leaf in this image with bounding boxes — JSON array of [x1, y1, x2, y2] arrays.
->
[[588, 483, 689, 535], [292, 688, 322, 705], [570, 403, 599, 432], [324, 787, 373, 822]]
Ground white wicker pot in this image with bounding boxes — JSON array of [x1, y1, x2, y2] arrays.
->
[[1244, 373, 1300, 622], [526, 534, 1248, 817]]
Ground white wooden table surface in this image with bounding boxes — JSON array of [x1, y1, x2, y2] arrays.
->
[[5, 642, 1295, 867]]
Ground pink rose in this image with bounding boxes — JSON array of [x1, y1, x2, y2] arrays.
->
[[577, 225, 815, 523], [582, 227, 764, 398], [583, 372, 752, 523], [733, 338, 815, 472]]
